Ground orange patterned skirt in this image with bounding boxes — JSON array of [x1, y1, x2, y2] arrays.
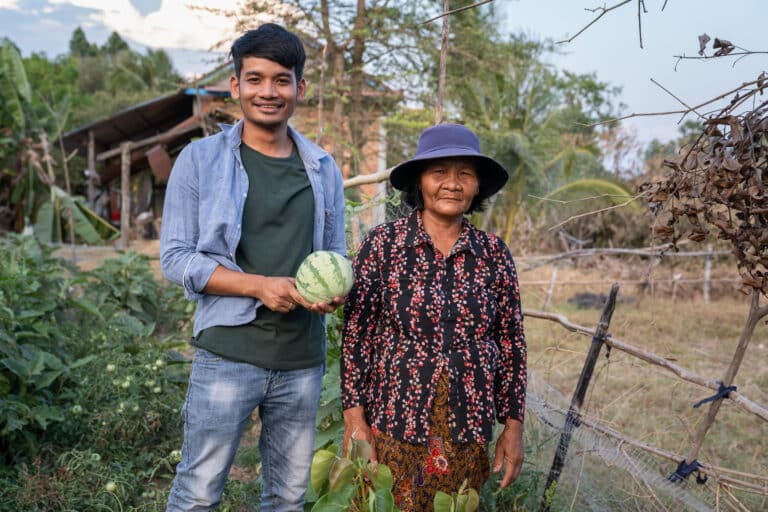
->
[[373, 373, 490, 512]]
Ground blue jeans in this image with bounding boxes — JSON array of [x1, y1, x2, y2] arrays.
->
[[166, 349, 323, 512]]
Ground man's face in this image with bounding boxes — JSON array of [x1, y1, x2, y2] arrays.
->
[[230, 56, 306, 131]]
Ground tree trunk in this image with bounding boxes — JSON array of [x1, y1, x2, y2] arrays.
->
[[349, 0, 366, 176]]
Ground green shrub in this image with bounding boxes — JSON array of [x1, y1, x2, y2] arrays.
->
[[0, 236, 192, 510]]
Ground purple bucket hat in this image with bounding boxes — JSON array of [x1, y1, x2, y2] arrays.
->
[[389, 123, 509, 200]]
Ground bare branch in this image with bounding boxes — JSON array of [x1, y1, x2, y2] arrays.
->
[[421, 0, 493, 25], [649, 77, 706, 121], [557, 0, 632, 44], [673, 50, 768, 61], [586, 77, 765, 127], [547, 195, 643, 231]]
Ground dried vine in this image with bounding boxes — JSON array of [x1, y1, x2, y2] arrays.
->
[[640, 72, 768, 296]]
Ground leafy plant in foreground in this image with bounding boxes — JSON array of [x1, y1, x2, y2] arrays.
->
[[310, 439, 398, 512]]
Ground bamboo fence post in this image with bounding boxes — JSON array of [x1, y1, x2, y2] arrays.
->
[[119, 142, 132, 249], [540, 283, 620, 511], [703, 243, 713, 304], [682, 289, 768, 467]]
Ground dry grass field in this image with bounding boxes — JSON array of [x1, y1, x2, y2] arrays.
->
[[517, 255, 767, 508]]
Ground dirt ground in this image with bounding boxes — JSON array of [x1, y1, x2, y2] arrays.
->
[[54, 239, 164, 278]]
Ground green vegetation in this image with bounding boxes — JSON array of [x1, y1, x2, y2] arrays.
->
[[0, 235, 191, 510]]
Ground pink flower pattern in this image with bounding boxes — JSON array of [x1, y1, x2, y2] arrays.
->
[[341, 210, 527, 445]]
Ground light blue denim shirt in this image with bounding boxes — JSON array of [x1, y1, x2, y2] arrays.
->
[[160, 119, 347, 337]]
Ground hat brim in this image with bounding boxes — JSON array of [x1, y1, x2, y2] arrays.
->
[[389, 151, 508, 200]]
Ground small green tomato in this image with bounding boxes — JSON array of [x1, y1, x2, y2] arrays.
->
[[106, 364, 116, 372], [71, 404, 83, 415], [105, 481, 117, 493], [152, 386, 162, 394]]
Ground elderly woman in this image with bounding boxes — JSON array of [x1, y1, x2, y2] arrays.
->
[[341, 123, 527, 510]]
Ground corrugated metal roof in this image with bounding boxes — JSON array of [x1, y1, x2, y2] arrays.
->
[[61, 91, 196, 155]]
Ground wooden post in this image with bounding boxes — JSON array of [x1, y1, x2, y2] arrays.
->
[[542, 263, 558, 311], [58, 136, 77, 259], [540, 283, 619, 512], [682, 289, 766, 467], [434, 0, 449, 124], [703, 243, 713, 304], [119, 142, 131, 249], [87, 131, 96, 204]]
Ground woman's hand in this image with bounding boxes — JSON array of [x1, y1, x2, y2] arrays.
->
[[342, 406, 377, 462], [492, 418, 524, 489]]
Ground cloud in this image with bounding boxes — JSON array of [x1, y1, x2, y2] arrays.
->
[[48, 0, 239, 50], [0, 0, 20, 10]]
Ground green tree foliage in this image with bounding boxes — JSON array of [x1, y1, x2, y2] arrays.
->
[[103, 31, 130, 57], [63, 26, 181, 119], [68, 27, 99, 58], [380, 2, 630, 247]]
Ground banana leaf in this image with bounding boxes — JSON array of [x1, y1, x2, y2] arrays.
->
[[0, 40, 31, 132], [34, 186, 119, 245]]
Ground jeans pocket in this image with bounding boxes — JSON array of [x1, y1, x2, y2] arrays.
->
[[194, 348, 224, 365]]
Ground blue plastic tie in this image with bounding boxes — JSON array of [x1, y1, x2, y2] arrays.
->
[[693, 381, 737, 408], [669, 459, 707, 484]]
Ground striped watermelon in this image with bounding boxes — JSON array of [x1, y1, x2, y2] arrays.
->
[[295, 251, 354, 303]]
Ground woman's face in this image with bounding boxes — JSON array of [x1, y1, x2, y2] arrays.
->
[[419, 157, 480, 220]]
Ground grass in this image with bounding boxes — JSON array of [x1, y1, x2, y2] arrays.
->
[[518, 258, 768, 509]]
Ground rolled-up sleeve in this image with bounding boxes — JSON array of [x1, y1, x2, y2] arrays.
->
[[327, 159, 347, 256], [159, 145, 219, 300], [341, 229, 382, 409], [492, 241, 527, 423]]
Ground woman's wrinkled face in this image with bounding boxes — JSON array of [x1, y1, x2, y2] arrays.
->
[[419, 157, 480, 219]]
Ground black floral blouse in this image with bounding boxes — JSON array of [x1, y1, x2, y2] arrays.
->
[[341, 210, 526, 445]]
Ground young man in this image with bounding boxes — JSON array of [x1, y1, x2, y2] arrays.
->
[[160, 24, 347, 511]]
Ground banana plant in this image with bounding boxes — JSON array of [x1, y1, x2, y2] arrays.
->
[[310, 439, 399, 512], [33, 185, 119, 244], [434, 479, 480, 512]]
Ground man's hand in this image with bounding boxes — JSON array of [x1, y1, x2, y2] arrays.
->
[[202, 266, 347, 315], [492, 419, 524, 489], [342, 406, 377, 462], [253, 275, 306, 314]]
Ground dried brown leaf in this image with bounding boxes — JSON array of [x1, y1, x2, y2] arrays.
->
[[697, 33, 711, 56], [722, 157, 741, 172], [713, 38, 735, 57]]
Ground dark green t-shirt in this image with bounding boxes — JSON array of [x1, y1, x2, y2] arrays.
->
[[193, 142, 324, 370]]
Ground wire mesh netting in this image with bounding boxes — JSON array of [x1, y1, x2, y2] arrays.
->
[[525, 370, 720, 512]]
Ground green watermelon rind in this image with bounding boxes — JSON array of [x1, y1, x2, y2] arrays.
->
[[296, 251, 353, 304]]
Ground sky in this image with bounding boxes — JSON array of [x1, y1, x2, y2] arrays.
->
[[1, 0, 766, 146]]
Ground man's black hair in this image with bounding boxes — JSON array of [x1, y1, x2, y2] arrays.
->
[[399, 164, 488, 214], [230, 23, 306, 80]]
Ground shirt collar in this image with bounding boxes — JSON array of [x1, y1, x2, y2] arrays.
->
[[218, 120, 327, 172], [404, 210, 488, 260]]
